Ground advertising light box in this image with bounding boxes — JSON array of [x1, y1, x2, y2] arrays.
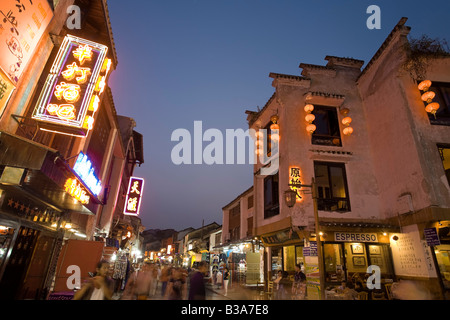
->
[[32, 35, 110, 137], [124, 177, 144, 216]]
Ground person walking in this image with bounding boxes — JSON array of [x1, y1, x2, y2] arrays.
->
[[223, 267, 230, 296], [165, 267, 187, 300], [188, 261, 208, 300], [160, 264, 170, 297], [73, 260, 113, 300]]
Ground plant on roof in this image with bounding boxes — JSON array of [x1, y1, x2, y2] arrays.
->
[[402, 35, 450, 81]]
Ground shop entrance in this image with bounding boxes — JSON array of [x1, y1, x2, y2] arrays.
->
[[323, 242, 394, 286], [435, 244, 450, 299], [0, 226, 40, 299]]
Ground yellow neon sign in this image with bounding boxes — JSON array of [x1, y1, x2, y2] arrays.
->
[[61, 62, 91, 84], [73, 44, 93, 65], [289, 166, 303, 202], [64, 178, 90, 204]]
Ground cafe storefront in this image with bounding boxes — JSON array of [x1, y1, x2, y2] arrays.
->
[[322, 230, 395, 289]]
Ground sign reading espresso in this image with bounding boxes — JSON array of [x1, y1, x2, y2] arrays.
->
[[334, 232, 378, 242]]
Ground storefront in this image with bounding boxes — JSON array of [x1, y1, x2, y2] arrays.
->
[[323, 231, 395, 288], [214, 237, 264, 286], [0, 132, 100, 299], [261, 228, 304, 281]]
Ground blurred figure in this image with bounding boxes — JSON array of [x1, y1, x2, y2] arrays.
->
[[292, 264, 306, 300], [275, 271, 290, 300], [188, 261, 208, 300], [149, 264, 158, 296], [74, 260, 113, 300], [165, 267, 187, 300], [391, 280, 432, 300], [134, 262, 153, 300], [160, 264, 171, 297]]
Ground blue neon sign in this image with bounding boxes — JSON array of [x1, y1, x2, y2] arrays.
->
[[73, 152, 102, 196]]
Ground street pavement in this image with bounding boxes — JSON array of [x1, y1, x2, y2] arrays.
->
[[112, 280, 265, 300]]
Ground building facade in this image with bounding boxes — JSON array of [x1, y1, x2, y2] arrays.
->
[[245, 18, 450, 299], [0, 0, 145, 299]]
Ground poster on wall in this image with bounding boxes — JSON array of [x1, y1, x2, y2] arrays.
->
[[304, 241, 320, 300], [0, 0, 54, 84]]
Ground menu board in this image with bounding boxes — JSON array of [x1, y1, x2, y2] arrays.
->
[[390, 225, 437, 278]]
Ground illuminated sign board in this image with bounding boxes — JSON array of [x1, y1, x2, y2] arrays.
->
[[0, 0, 54, 84], [64, 178, 90, 204], [124, 177, 144, 216], [32, 35, 111, 137], [73, 152, 102, 196], [289, 166, 303, 202]]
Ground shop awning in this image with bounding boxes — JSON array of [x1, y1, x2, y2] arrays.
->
[[0, 131, 99, 215], [260, 228, 303, 247]]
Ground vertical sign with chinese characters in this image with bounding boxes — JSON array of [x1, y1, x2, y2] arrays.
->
[[289, 166, 302, 202], [32, 35, 111, 137], [124, 177, 144, 216], [0, 0, 53, 84]]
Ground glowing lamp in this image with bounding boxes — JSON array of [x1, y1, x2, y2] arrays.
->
[[425, 102, 440, 114], [341, 116, 352, 126], [304, 104, 314, 113], [421, 91, 435, 103], [270, 123, 280, 131], [418, 80, 432, 91], [305, 114, 315, 123], [255, 130, 263, 139], [343, 126, 354, 136], [271, 132, 280, 141], [306, 124, 316, 133]]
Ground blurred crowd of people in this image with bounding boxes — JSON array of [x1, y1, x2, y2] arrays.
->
[[74, 259, 213, 300]]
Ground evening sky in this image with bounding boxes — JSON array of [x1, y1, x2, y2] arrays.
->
[[107, 0, 450, 231]]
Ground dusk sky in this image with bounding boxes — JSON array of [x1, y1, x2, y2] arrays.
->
[[107, 0, 450, 231]]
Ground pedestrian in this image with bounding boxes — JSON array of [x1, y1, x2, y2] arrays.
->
[[223, 266, 230, 296], [292, 264, 306, 300], [160, 264, 170, 297], [73, 260, 113, 300], [128, 262, 153, 300], [188, 261, 208, 300], [165, 267, 187, 300], [275, 271, 290, 300], [344, 281, 358, 300]]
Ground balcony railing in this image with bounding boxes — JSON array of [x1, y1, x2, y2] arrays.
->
[[317, 197, 350, 212]]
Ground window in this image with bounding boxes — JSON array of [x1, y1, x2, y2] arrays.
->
[[324, 243, 394, 285], [311, 105, 341, 146], [247, 195, 254, 209], [426, 82, 450, 125], [314, 161, 350, 212], [264, 172, 279, 218], [438, 144, 450, 186]]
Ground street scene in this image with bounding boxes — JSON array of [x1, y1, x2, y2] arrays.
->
[[0, 0, 450, 312]]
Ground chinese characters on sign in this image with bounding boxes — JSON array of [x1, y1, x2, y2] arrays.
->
[[0, 0, 53, 84], [0, 67, 15, 118], [64, 178, 90, 204], [32, 35, 110, 137], [124, 177, 144, 216], [289, 166, 302, 202]]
